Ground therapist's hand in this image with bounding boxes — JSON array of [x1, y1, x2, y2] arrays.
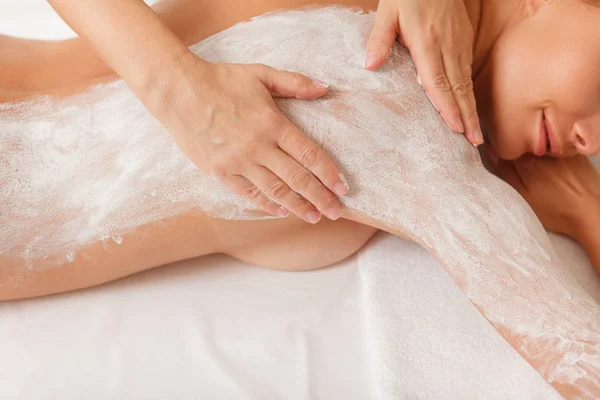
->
[[365, 0, 483, 146], [152, 53, 348, 224], [47, 0, 347, 224], [488, 150, 600, 240]]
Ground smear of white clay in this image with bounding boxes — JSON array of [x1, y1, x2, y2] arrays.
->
[[0, 8, 598, 399]]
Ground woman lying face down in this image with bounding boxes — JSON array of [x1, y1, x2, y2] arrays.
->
[[0, 0, 599, 398], [0, 0, 598, 284]]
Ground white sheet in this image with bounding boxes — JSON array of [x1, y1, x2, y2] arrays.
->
[[0, 254, 373, 399], [1, 2, 598, 398]]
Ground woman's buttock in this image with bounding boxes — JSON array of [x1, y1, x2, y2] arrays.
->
[[0, 208, 375, 300], [217, 217, 377, 271]]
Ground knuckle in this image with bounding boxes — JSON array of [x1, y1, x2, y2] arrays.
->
[[299, 144, 319, 167], [209, 152, 236, 172], [261, 109, 283, 132], [210, 164, 228, 178], [240, 184, 261, 201], [462, 74, 474, 88], [242, 138, 261, 155], [429, 73, 451, 92], [454, 77, 474, 100], [451, 81, 468, 97], [226, 144, 249, 165], [424, 26, 439, 47], [293, 72, 307, 90], [290, 169, 313, 189], [446, 25, 460, 46], [266, 180, 289, 200]]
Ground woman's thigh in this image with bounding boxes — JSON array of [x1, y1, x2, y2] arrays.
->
[[0, 208, 376, 301]]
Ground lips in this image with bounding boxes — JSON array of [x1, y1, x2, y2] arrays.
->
[[537, 110, 561, 157], [545, 114, 562, 157], [536, 111, 549, 157]]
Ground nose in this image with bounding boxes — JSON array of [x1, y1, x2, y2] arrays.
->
[[573, 121, 600, 156]]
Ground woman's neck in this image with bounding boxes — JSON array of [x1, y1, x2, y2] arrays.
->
[[464, 0, 527, 79]]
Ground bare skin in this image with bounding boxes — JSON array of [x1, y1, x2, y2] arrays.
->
[[2, 0, 376, 100], [0, 0, 381, 301], [2, 3, 600, 397], [1, 0, 599, 300]]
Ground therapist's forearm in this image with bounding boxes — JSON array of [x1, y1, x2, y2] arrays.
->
[[47, 0, 201, 98]]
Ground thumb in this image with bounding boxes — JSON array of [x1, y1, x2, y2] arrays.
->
[[364, 8, 398, 70], [252, 65, 329, 100]]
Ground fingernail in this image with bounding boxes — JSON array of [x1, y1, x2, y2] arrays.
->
[[306, 211, 321, 224], [334, 173, 350, 196], [326, 205, 342, 221], [277, 207, 289, 217], [473, 128, 484, 146], [455, 119, 465, 133], [363, 51, 379, 69], [313, 80, 330, 89], [417, 74, 422, 86]]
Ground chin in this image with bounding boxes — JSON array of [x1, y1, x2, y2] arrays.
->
[[488, 130, 523, 160], [497, 147, 523, 161]]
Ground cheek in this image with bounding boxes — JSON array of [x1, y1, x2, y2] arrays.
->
[[484, 26, 566, 160], [485, 51, 538, 159]]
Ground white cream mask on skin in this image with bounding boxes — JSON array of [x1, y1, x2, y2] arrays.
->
[[0, 8, 598, 398]]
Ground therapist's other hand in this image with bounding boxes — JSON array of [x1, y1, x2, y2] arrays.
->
[[151, 53, 348, 223], [365, 0, 483, 146], [489, 150, 600, 240]]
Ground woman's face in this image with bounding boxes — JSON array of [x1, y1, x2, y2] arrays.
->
[[477, 0, 600, 160]]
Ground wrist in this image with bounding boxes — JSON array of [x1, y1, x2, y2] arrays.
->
[[137, 48, 208, 116]]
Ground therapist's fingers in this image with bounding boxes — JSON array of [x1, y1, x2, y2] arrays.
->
[[263, 149, 343, 221], [223, 175, 290, 218], [277, 123, 350, 198], [250, 63, 330, 100], [245, 165, 323, 224], [364, 5, 398, 70], [411, 43, 463, 134], [441, 52, 483, 146]]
